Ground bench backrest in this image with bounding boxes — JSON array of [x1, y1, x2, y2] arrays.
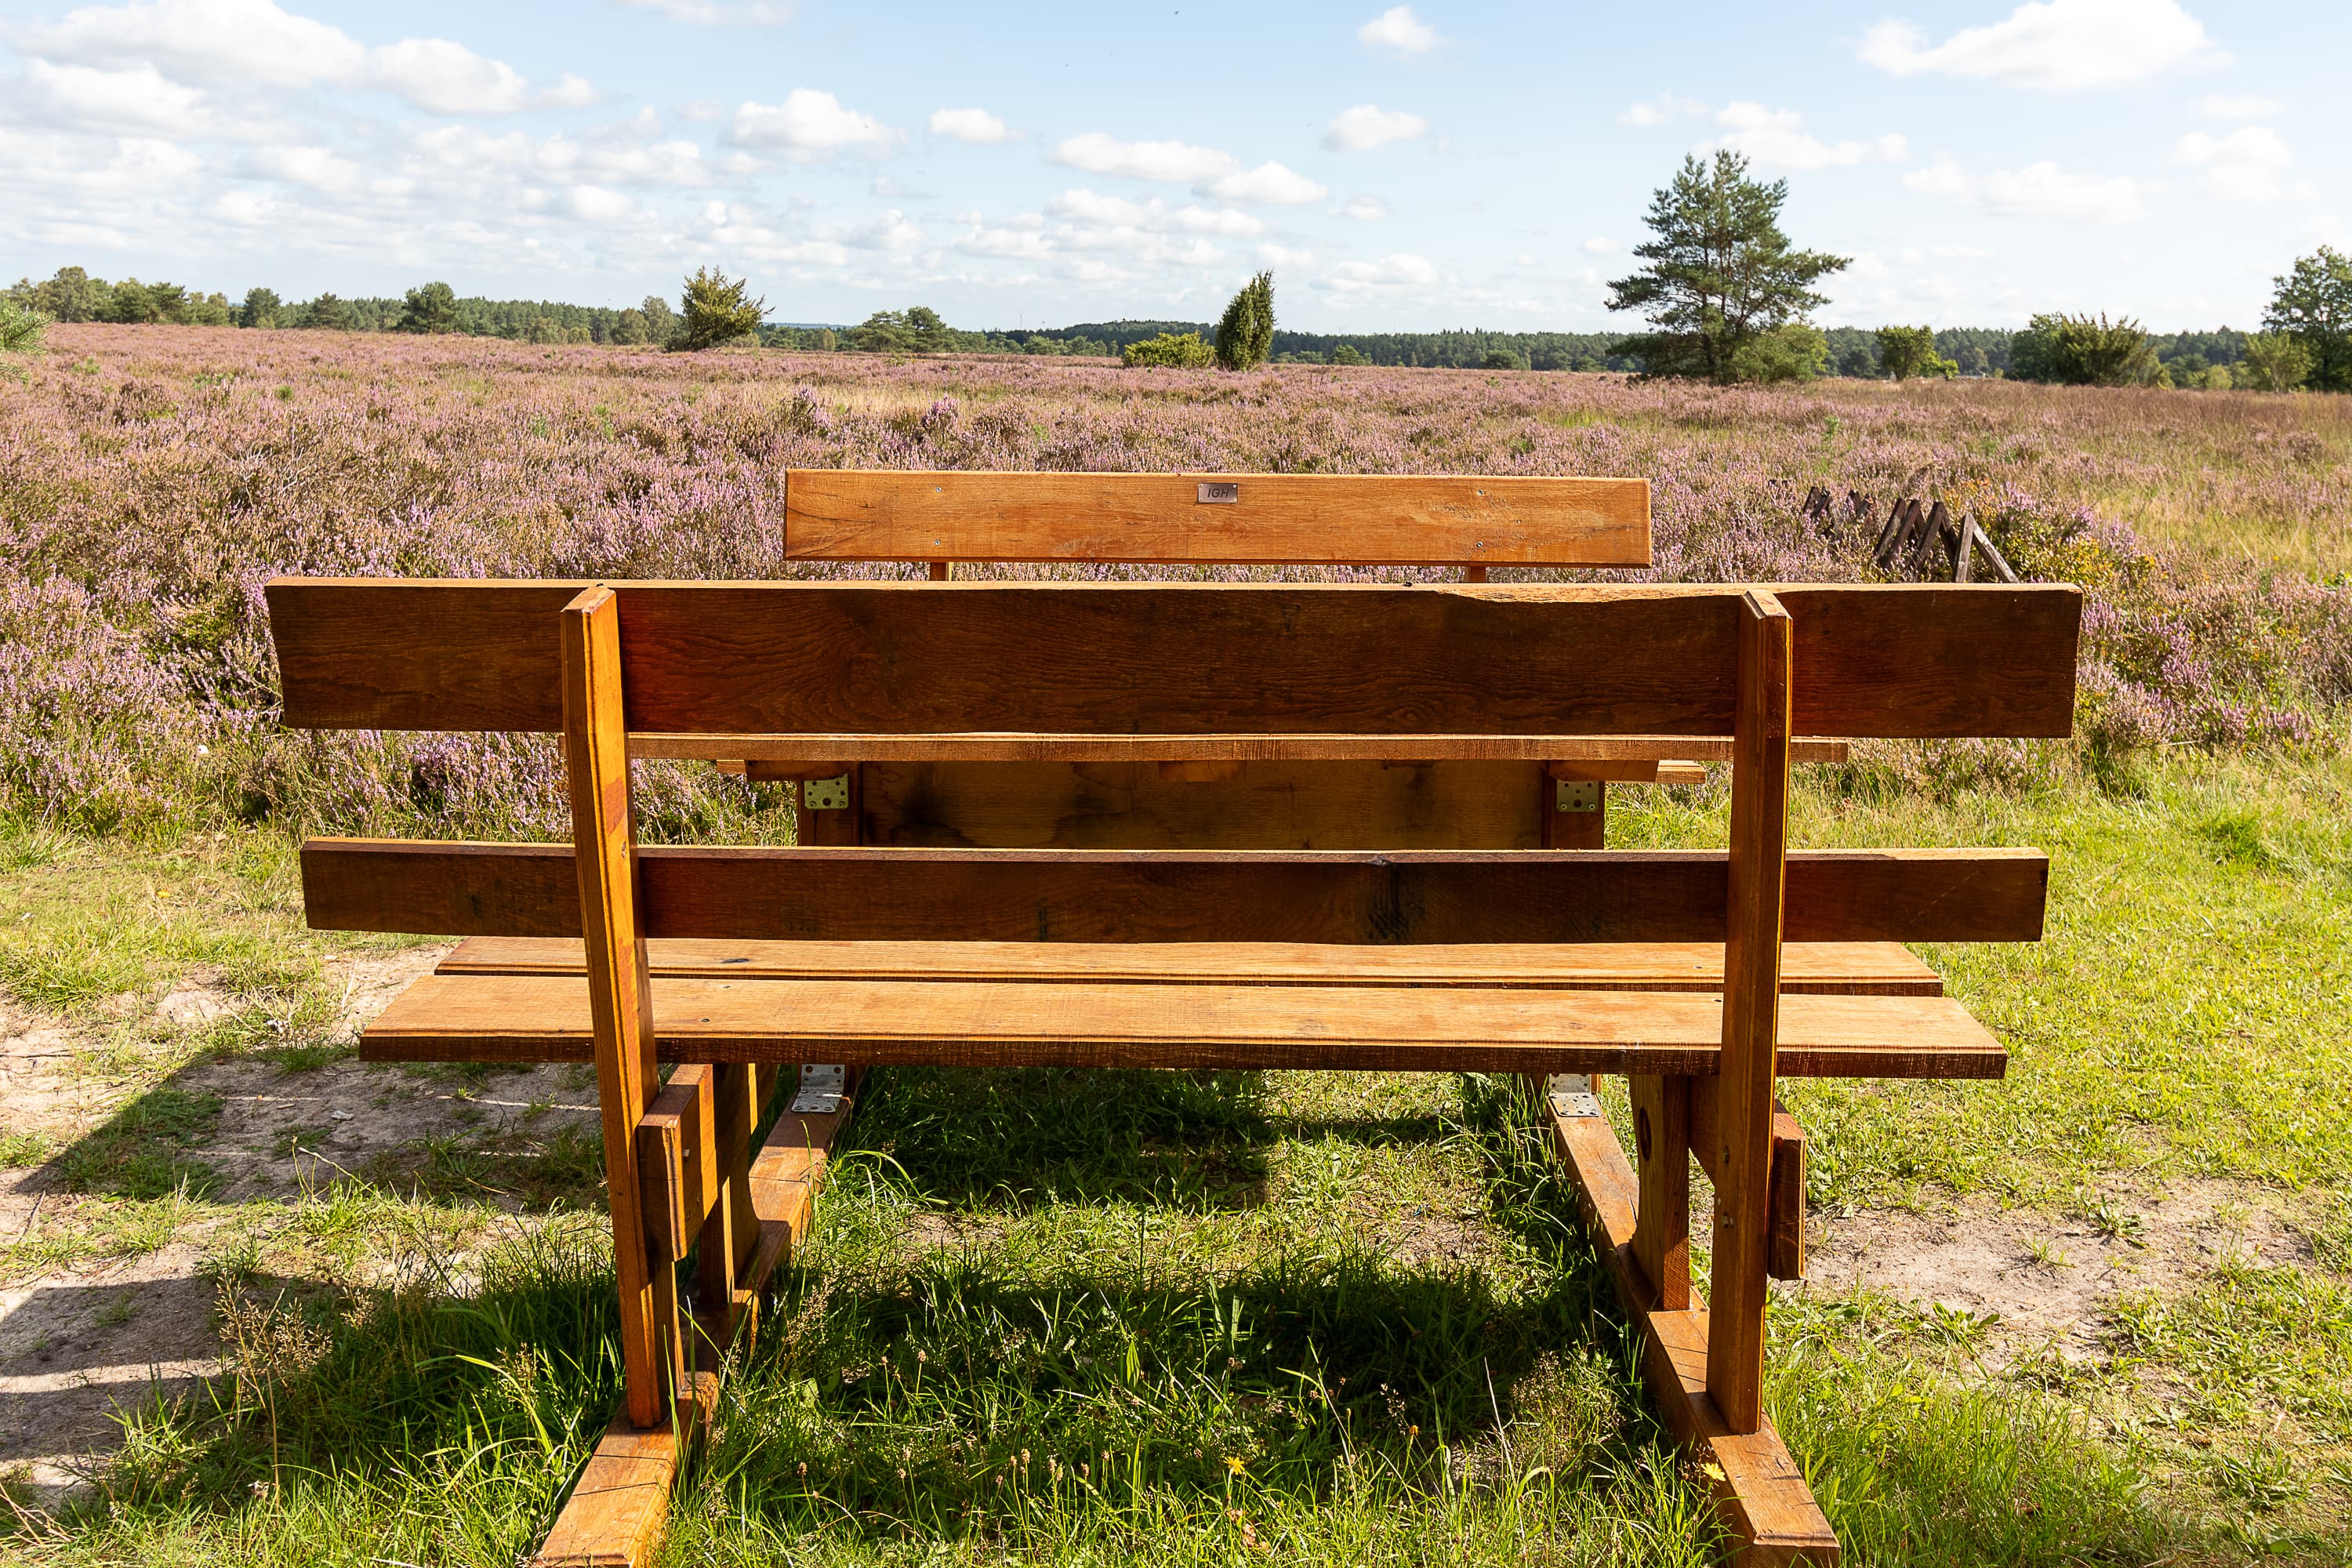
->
[[783, 470, 1654, 570], [270, 576, 2079, 949]]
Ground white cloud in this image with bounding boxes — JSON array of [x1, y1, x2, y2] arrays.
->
[[1711, 103, 1907, 169], [1260, 243, 1315, 267], [1904, 158, 2145, 223], [8, 0, 593, 117], [1327, 252, 1441, 292], [11, 0, 367, 86], [1357, 5, 1444, 58], [728, 89, 903, 160], [2196, 93, 2278, 120], [1859, 0, 2220, 92], [1323, 103, 1428, 151], [847, 208, 924, 249], [1618, 93, 1708, 126], [930, 107, 1013, 144], [371, 38, 532, 115], [1204, 160, 1327, 205], [565, 183, 634, 221], [1051, 132, 1234, 183], [616, 0, 795, 22], [2173, 125, 2294, 201], [1050, 191, 1265, 237], [11, 58, 258, 139], [243, 142, 361, 192], [1581, 236, 1618, 254], [1334, 194, 1388, 220]]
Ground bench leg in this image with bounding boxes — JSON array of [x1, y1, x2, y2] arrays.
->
[[561, 587, 669, 1432], [1628, 1074, 1690, 1310], [695, 1062, 762, 1367], [1532, 1076, 1836, 1565]]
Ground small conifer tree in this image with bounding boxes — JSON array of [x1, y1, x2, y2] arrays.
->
[[1214, 271, 1275, 370], [672, 267, 767, 352]]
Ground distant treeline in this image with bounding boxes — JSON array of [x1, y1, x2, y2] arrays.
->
[[1, 264, 2263, 379]]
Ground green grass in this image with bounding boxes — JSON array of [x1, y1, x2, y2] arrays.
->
[[4, 750, 2351, 1562]]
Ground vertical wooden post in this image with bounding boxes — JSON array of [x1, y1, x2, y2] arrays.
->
[[1462, 564, 1489, 583], [927, 560, 952, 581], [562, 584, 669, 1431], [1628, 1074, 1690, 1309], [697, 1062, 761, 1367], [1704, 590, 1792, 1436]]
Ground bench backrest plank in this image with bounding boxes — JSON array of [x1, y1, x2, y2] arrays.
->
[[782, 470, 1653, 568], [267, 580, 2081, 740], [298, 840, 2050, 946]]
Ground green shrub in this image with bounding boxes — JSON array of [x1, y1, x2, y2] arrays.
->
[[1121, 331, 1214, 368], [0, 296, 47, 357], [2009, 313, 2160, 387]]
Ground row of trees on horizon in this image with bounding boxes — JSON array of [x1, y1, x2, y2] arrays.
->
[[6, 151, 2347, 391]]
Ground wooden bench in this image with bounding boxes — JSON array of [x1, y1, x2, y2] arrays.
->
[[268, 573, 2079, 1566]]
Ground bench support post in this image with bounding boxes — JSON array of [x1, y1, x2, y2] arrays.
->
[[1533, 1076, 1837, 1564], [563, 586, 670, 1432], [1706, 589, 1792, 1433], [1628, 1073, 1690, 1309]]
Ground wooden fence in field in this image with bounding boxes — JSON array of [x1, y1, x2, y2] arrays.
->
[[1801, 486, 2020, 583]]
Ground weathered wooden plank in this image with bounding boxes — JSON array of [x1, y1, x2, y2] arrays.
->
[[434, 935, 1945, 996], [636, 1066, 716, 1264], [266, 580, 2082, 740], [680, 735, 1853, 764], [1530, 1079, 1839, 1564], [561, 586, 667, 1431], [784, 470, 1654, 568], [1708, 590, 1793, 1435], [302, 841, 2051, 946], [530, 1407, 682, 1567], [853, 760, 1549, 850], [1630, 1073, 1691, 1309], [358, 976, 2005, 1078]]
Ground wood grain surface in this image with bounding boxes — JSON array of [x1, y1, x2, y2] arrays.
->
[[782, 470, 1653, 567], [267, 579, 2081, 739], [301, 840, 2050, 946], [432, 935, 1944, 995], [358, 975, 2005, 1079], [662, 735, 1853, 764]]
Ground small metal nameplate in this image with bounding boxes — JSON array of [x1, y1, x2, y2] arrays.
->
[[803, 774, 850, 811], [1197, 482, 1240, 504], [790, 1062, 847, 1115], [1555, 779, 1601, 814], [1548, 1073, 1602, 1119]]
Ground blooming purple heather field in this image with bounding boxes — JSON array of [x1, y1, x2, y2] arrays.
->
[[4, 325, 2349, 840]]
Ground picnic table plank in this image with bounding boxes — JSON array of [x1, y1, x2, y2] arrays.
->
[[359, 975, 2005, 1079], [432, 936, 1945, 995], [267, 579, 2083, 741], [783, 470, 1654, 567], [300, 842, 2050, 946]]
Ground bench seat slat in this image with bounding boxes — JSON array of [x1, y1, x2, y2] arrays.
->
[[434, 937, 1944, 996], [359, 975, 2002, 1079]]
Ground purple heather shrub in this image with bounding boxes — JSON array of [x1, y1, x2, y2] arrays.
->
[[0, 325, 2344, 837]]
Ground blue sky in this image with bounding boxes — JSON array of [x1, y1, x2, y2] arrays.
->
[[2, 0, 2343, 331]]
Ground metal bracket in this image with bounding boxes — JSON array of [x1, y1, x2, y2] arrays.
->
[[789, 1063, 847, 1115], [1196, 481, 1240, 504], [1547, 1073, 1602, 1120], [801, 774, 850, 811], [1555, 779, 1601, 814]]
